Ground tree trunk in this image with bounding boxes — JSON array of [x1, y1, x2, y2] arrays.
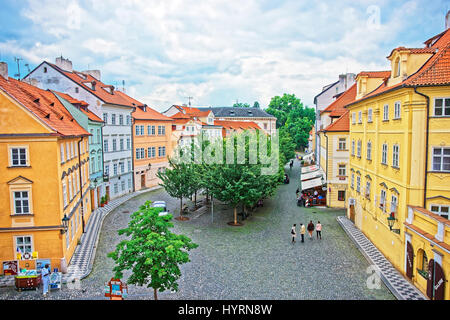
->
[[154, 288, 158, 300], [180, 197, 183, 216], [194, 191, 197, 209], [234, 207, 237, 225]]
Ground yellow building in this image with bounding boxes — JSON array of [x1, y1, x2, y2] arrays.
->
[[345, 29, 450, 299], [0, 67, 91, 273]]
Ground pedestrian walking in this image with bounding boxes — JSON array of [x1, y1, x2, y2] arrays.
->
[[291, 224, 297, 244], [300, 223, 305, 243], [41, 264, 50, 296], [316, 221, 322, 239], [290, 160, 294, 170], [296, 188, 299, 198], [307, 220, 314, 240]]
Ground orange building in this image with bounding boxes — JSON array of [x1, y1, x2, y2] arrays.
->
[[0, 67, 91, 273], [131, 102, 173, 191]]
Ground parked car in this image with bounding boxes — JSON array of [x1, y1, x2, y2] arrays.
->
[[152, 201, 169, 216]]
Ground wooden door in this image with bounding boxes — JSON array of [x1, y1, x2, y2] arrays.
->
[[90, 189, 95, 209], [427, 259, 446, 300], [141, 174, 146, 189], [406, 242, 413, 279], [349, 205, 355, 223]]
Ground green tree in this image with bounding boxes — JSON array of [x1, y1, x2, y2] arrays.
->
[[157, 158, 193, 220], [108, 201, 198, 300], [253, 101, 260, 109], [232, 102, 251, 108]]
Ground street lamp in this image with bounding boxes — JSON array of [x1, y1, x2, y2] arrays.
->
[[61, 214, 70, 234], [387, 214, 400, 234]]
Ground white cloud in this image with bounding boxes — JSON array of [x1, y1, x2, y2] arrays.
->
[[0, 0, 445, 111]]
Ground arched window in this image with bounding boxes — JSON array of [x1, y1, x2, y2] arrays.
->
[[417, 249, 428, 278], [394, 57, 401, 77]]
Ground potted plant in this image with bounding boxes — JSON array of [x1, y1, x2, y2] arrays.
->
[[100, 196, 105, 207], [104, 193, 109, 205]]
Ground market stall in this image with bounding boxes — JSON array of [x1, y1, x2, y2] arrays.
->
[[300, 176, 327, 207], [15, 269, 41, 291], [301, 165, 319, 174], [301, 168, 325, 182]]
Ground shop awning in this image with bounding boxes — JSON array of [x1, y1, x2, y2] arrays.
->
[[301, 168, 325, 181], [301, 165, 319, 174], [301, 177, 324, 191], [302, 153, 315, 161]]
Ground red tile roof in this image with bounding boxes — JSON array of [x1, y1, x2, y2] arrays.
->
[[132, 104, 173, 121], [321, 84, 357, 117], [173, 105, 212, 117], [0, 77, 89, 137], [357, 71, 391, 79], [46, 62, 142, 108], [323, 111, 350, 132], [214, 120, 261, 130], [386, 47, 437, 59], [53, 91, 103, 123], [347, 29, 450, 107], [170, 111, 191, 119]]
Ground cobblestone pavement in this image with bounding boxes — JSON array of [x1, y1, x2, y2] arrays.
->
[[0, 161, 396, 300], [337, 216, 426, 300]]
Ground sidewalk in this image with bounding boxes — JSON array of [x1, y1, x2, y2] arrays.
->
[[0, 187, 160, 288], [337, 216, 427, 300]]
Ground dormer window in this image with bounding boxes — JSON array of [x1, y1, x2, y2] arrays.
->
[[394, 58, 401, 77]]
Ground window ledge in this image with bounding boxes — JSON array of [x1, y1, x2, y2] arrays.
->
[[382, 120, 389, 122], [337, 149, 348, 152], [393, 117, 401, 120], [7, 165, 31, 169], [392, 166, 400, 170], [427, 171, 450, 174], [11, 214, 34, 217]]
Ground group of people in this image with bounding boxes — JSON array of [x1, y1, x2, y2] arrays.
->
[[290, 221, 322, 243], [296, 188, 324, 207]]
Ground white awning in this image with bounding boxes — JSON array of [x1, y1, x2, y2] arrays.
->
[[301, 168, 325, 181], [301, 177, 324, 191], [302, 153, 315, 161], [301, 165, 319, 174]]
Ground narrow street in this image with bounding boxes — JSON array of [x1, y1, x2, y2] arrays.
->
[[0, 160, 395, 300]]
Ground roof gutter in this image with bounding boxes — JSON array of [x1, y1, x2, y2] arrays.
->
[[413, 86, 430, 208]]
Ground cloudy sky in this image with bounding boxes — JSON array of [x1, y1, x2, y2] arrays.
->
[[0, 0, 448, 111]]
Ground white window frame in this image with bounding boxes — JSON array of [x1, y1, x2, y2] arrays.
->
[[392, 144, 400, 168], [13, 191, 31, 215], [351, 140, 355, 156], [338, 138, 346, 150], [432, 147, 450, 172], [358, 111, 362, 123], [433, 97, 450, 117], [9, 147, 28, 167], [15, 235, 33, 254], [383, 104, 389, 121], [352, 112, 356, 125], [394, 101, 401, 119], [357, 140, 362, 158], [380, 189, 386, 211], [368, 108, 373, 122], [382, 144, 388, 165], [430, 204, 449, 219], [338, 164, 346, 177], [356, 175, 361, 193], [367, 141, 372, 160]]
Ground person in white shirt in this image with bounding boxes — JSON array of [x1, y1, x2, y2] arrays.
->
[[41, 264, 50, 296], [291, 224, 297, 244]]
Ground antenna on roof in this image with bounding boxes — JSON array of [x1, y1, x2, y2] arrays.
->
[[122, 80, 125, 93], [14, 57, 23, 79], [185, 96, 193, 106]]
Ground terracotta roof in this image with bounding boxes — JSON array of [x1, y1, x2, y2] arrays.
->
[[386, 47, 437, 59], [170, 111, 191, 119], [0, 77, 89, 137], [408, 205, 450, 226], [404, 222, 450, 252], [132, 104, 173, 121], [321, 84, 357, 117], [172, 105, 212, 117], [357, 71, 391, 79], [323, 111, 350, 132], [214, 120, 261, 130], [347, 29, 450, 107], [45, 62, 140, 108], [53, 91, 103, 123]]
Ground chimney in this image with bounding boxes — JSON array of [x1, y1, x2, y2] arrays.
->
[[55, 56, 73, 72], [82, 69, 101, 81], [0, 62, 8, 80], [446, 10, 450, 30], [29, 78, 39, 87]]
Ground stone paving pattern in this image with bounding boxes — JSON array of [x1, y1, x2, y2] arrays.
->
[[0, 161, 396, 300], [337, 216, 426, 300]]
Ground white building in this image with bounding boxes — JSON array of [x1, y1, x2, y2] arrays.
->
[[24, 57, 136, 200]]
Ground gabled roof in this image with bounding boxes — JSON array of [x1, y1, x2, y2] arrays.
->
[[214, 120, 261, 130], [132, 104, 173, 121], [346, 28, 450, 107], [53, 91, 103, 123], [322, 111, 350, 132], [0, 76, 89, 137], [42, 62, 141, 108], [321, 84, 356, 117], [313, 80, 339, 104], [172, 105, 212, 117], [357, 71, 391, 79], [198, 107, 275, 118]]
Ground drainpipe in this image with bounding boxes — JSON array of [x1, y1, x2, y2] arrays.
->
[[413, 86, 430, 208], [131, 112, 136, 193], [77, 137, 86, 234], [100, 120, 105, 203]]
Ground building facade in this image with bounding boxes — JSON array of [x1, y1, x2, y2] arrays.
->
[[24, 57, 136, 200], [346, 28, 450, 299], [55, 92, 105, 209], [0, 69, 91, 273], [132, 104, 173, 191]]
